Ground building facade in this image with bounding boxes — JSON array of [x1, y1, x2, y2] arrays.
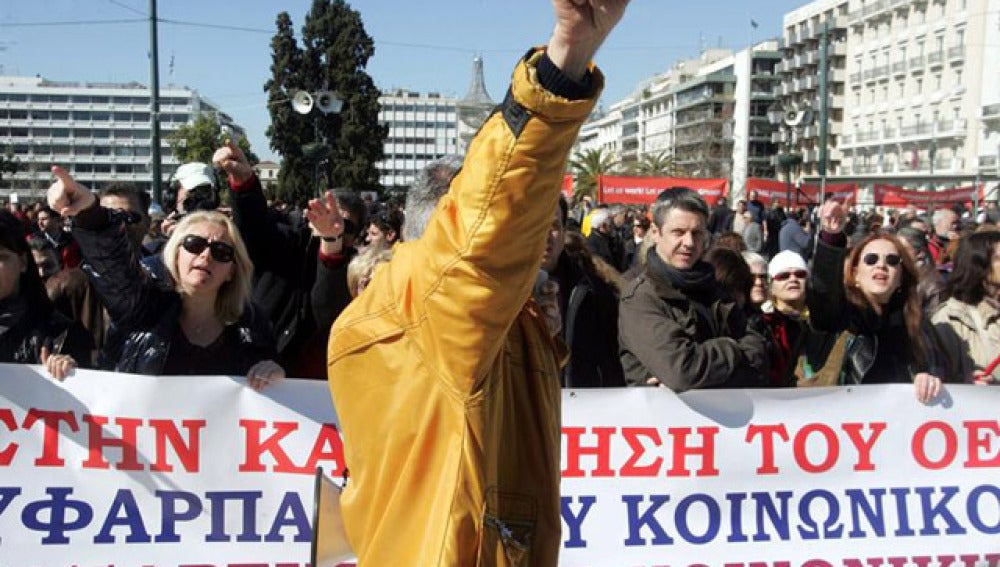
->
[[377, 89, 459, 193], [0, 75, 244, 198]]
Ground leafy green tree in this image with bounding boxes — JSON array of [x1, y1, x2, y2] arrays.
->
[[568, 148, 618, 202], [627, 151, 687, 177], [265, 1, 386, 205], [0, 146, 18, 186], [167, 114, 259, 166]]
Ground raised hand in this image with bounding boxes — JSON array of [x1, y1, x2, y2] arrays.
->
[[211, 138, 253, 184], [818, 200, 847, 235], [547, 0, 631, 80], [47, 166, 96, 217], [305, 191, 345, 240]]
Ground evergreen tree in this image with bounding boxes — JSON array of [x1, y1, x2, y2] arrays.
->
[[265, 1, 386, 205], [167, 114, 259, 166]]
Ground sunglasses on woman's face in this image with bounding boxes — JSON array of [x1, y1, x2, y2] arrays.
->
[[181, 235, 235, 263], [862, 252, 901, 267], [772, 269, 808, 282]]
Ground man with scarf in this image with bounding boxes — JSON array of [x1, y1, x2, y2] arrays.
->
[[619, 188, 768, 390]]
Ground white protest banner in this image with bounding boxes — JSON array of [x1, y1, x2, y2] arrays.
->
[[2, 365, 999, 566]]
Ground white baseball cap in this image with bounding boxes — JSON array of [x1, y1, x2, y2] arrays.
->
[[768, 250, 809, 278], [173, 163, 215, 191]]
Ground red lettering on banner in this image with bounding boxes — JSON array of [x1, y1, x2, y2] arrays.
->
[[841, 422, 887, 471], [620, 427, 664, 477], [23, 408, 79, 467], [667, 427, 719, 477], [792, 424, 839, 473], [562, 426, 616, 477], [963, 420, 1000, 468], [912, 421, 958, 469], [0, 408, 17, 465], [239, 419, 344, 474], [149, 418, 205, 473], [82, 415, 144, 470], [746, 424, 789, 474]]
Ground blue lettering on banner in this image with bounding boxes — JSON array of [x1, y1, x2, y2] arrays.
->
[[560, 495, 596, 548], [623, 494, 673, 546], [796, 489, 843, 540], [674, 493, 720, 544], [264, 491, 311, 542], [155, 490, 203, 543], [844, 488, 887, 538], [204, 491, 263, 543], [21, 487, 93, 544], [916, 486, 965, 536], [967, 485, 1000, 534], [94, 489, 152, 543]]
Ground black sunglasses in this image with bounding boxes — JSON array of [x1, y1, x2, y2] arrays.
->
[[772, 269, 808, 282], [181, 235, 235, 263], [862, 252, 901, 267]]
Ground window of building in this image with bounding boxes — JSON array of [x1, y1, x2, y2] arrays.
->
[[916, 78, 923, 94]]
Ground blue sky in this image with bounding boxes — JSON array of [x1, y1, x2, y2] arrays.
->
[[0, 1, 808, 160]]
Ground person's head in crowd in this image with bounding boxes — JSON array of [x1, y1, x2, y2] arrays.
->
[[0, 210, 50, 310], [743, 251, 769, 308], [748, 191, 759, 202], [845, 232, 924, 345], [28, 236, 61, 281], [366, 208, 404, 251], [632, 216, 651, 242], [564, 230, 627, 294], [736, 199, 747, 213], [768, 251, 808, 313], [347, 247, 394, 298], [100, 181, 149, 250], [896, 226, 932, 268], [650, 187, 710, 270], [712, 232, 748, 253], [933, 208, 960, 240], [402, 156, 463, 242], [37, 206, 63, 238], [705, 247, 752, 307], [169, 163, 219, 215], [945, 231, 1000, 305], [898, 215, 930, 235], [162, 211, 252, 324], [589, 207, 612, 235], [610, 205, 627, 228], [542, 197, 568, 273], [329, 189, 368, 250]]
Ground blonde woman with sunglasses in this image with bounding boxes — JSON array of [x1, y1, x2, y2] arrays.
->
[[47, 166, 283, 390], [807, 200, 945, 403]]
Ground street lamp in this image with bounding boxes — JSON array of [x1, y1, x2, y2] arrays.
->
[[291, 90, 344, 197], [768, 103, 812, 207]]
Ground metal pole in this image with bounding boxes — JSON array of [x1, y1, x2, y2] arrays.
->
[[148, 0, 163, 205], [785, 162, 792, 207], [817, 20, 830, 204]]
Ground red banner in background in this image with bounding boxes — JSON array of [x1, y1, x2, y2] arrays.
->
[[799, 182, 858, 206], [561, 174, 574, 200], [873, 184, 983, 207], [744, 178, 787, 206], [598, 175, 729, 206]]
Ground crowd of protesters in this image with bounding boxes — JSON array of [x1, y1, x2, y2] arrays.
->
[[1, 153, 997, 397]]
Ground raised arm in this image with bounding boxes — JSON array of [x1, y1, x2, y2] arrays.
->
[[807, 200, 850, 332]]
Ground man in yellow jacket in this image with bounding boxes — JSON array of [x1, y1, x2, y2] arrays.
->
[[326, 1, 629, 564]]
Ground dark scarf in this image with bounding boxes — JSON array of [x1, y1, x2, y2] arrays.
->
[[646, 247, 716, 299]]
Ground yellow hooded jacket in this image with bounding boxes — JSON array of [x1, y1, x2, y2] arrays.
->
[[327, 50, 601, 566]]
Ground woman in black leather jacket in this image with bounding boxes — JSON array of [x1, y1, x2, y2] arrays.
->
[[47, 166, 283, 389], [807, 201, 944, 403], [0, 209, 92, 378]]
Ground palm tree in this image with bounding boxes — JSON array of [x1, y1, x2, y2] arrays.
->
[[568, 148, 618, 202], [627, 151, 687, 177]]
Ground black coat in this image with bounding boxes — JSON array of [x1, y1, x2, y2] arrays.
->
[[73, 205, 276, 375], [0, 297, 92, 366]]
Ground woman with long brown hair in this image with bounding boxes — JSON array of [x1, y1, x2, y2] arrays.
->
[[807, 201, 944, 403]]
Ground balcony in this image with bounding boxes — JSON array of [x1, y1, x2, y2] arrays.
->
[[891, 60, 907, 76], [805, 51, 818, 66], [863, 69, 878, 83], [978, 155, 998, 171], [909, 55, 925, 71], [855, 130, 881, 143], [927, 50, 944, 67], [889, 0, 908, 8], [935, 118, 967, 137], [875, 65, 890, 81], [853, 163, 879, 174], [948, 45, 965, 62], [850, 71, 862, 84], [863, 0, 887, 17], [899, 121, 933, 138], [982, 103, 1000, 123]]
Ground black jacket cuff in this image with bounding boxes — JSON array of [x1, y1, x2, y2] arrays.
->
[[536, 52, 596, 101]]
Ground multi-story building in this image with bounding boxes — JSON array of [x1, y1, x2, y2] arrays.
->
[[0, 75, 244, 198], [777, 0, 850, 182], [576, 44, 782, 199], [836, 0, 999, 193], [377, 89, 459, 193]]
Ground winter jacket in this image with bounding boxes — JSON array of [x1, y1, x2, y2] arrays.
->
[[779, 218, 811, 259], [931, 296, 1000, 383], [230, 175, 323, 377], [326, 49, 599, 566], [72, 205, 276, 375], [744, 221, 764, 254], [618, 256, 769, 391], [0, 296, 92, 367], [807, 237, 929, 384]]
